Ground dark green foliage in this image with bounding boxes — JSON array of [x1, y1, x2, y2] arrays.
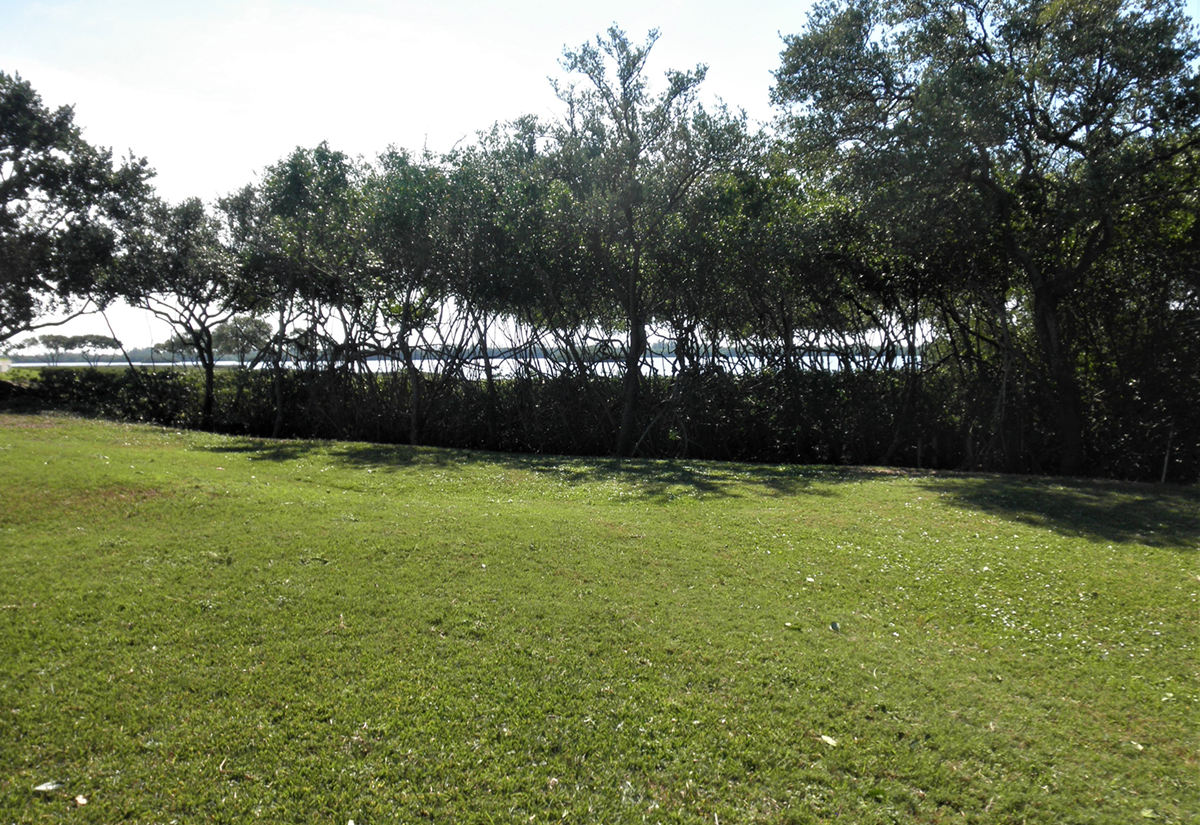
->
[[33, 368, 198, 426], [20, 360, 1193, 481], [106, 197, 245, 429], [7, 13, 1199, 482], [0, 71, 153, 343], [212, 315, 271, 364], [773, 0, 1200, 475], [64, 334, 121, 366]]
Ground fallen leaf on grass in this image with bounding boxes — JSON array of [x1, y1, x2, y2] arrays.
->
[[820, 735, 837, 747]]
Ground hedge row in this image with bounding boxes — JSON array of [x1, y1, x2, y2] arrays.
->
[[11, 365, 1192, 483]]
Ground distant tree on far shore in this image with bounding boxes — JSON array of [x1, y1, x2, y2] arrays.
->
[[35, 334, 72, 365], [68, 334, 121, 367], [153, 333, 193, 365], [213, 315, 271, 366]]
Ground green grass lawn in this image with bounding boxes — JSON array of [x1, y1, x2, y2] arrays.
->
[[1, 413, 1196, 823]]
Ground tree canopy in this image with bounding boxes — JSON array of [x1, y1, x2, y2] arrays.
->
[[0, 71, 153, 344], [5, 11, 1199, 480], [774, 0, 1200, 473]]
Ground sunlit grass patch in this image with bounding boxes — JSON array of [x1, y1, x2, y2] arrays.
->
[[1, 414, 1196, 823]]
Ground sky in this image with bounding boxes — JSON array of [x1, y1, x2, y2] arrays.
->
[[4, 0, 1199, 350], [3, 0, 821, 348]]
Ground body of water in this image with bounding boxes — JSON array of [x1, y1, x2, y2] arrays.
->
[[11, 351, 911, 375]]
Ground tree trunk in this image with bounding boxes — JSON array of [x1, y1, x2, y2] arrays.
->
[[271, 356, 285, 439], [399, 338, 423, 447], [478, 318, 498, 449], [189, 328, 217, 431], [615, 234, 646, 458], [201, 355, 215, 430], [270, 306, 289, 439], [883, 312, 920, 466], [1031, 283, 1084, 475], [616, 313, 646, 457]]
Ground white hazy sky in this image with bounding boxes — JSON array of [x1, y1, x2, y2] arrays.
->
[[3, 0, 819, 347], [4, 0, 1199, 348], [4, 0, 813, 204]]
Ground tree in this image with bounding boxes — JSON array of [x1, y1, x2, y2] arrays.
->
[[67, 334, 120, 367], [153, 333, 192, 364], [212, 315, 271, 366], [238, 144, 367, 436], [774, 0, 1200, 474], [0, 72, 153, 344], [35, 333, 72, 365], [440, 123, 576, 446], [214, 182, 299, 436], [552, 26, 746, 455], [466, 118, 615, 383], [109, 198, 242, 428], [363, 148, 454, 445]]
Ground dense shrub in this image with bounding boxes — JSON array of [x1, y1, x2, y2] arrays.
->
[[15, 364, 1194, 482], [34, 368, 199, 427]]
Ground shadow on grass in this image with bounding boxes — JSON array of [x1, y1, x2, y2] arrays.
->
[[205, 437, 431, 468], [201, 437, 1200, 537], [201, 436, 902, 501], [500, 454, 877, 501], [917, 474, 1200, 550]]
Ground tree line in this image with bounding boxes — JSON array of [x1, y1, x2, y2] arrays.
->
[[3, 0, 1198, 480], [7, 319, 271, 366]]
